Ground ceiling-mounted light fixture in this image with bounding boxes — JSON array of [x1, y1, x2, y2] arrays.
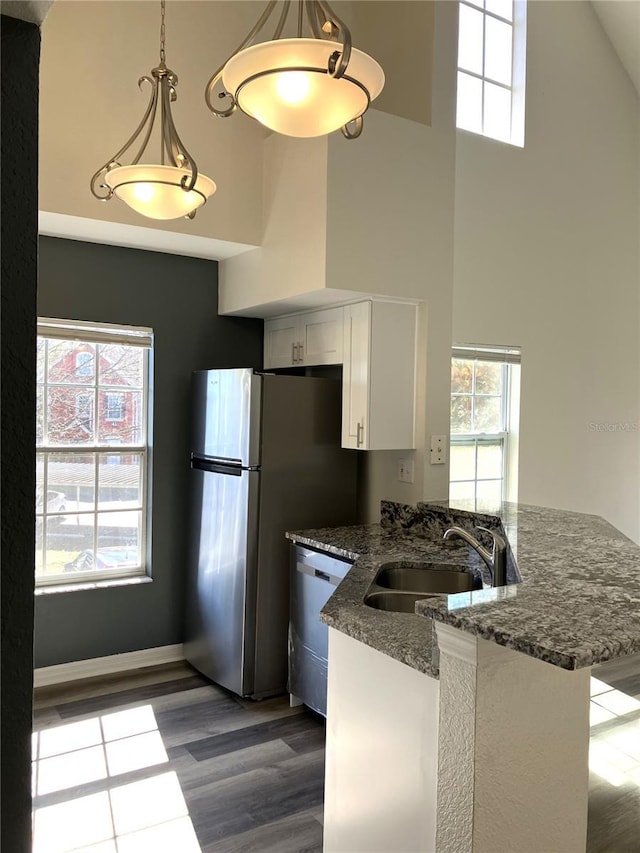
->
[[205, 0, 384, 140], [91, 0, 215, 220]]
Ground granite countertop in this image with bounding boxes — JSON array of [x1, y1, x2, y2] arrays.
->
[[286, 501, 640, 677]]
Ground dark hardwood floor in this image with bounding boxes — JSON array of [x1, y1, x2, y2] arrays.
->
[[32, 663, 325, 852], [587, 654, 640, 853], [32, 653, 640, 852]]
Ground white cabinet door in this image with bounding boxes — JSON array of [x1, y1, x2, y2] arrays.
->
[[264, 307, 344, 368], [342, 300, 416, 450], [342, 302, 371, 449], [368, 301, 416, 450], [264, 316, 301, 368], [300, 307, 344, 366]]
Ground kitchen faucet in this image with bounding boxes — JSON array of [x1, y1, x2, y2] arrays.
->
[[443, 526, 507, 587]]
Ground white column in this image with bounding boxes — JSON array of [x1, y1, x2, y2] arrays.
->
[[435, 623, 591, 853]]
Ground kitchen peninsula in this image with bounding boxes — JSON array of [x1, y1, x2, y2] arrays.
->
[[287, 500, 640, 853]]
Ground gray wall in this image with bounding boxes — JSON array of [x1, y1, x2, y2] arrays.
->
[[36, 237, 263, 667], [1, 15, 40, 853]]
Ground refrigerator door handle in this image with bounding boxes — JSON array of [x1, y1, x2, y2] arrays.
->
[[191, 456, 243, 476]]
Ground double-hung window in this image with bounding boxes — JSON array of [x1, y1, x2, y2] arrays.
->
[[456, 0, 527, 146], [36, 319, 153, 586], [449, 344, 521, 512]]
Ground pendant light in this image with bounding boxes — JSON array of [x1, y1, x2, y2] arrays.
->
[[90, 0, 215, 220], [205, 0, 384, 140]]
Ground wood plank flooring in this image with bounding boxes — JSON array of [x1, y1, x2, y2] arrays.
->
[[32, 654, 640, 852], [32, 663, 324, 852], [587, 654, 640, 853]]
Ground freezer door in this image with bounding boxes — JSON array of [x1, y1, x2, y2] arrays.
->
[[184, 464, 259, 696], [191, 368, 262, 467]]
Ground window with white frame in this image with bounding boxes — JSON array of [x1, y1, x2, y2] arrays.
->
[[449, 345, 521, 512], [456, 0, 527, 146], [36, 319, 153, 586]]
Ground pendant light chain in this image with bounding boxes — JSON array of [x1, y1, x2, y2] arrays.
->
[[160, 0, 166, 67]]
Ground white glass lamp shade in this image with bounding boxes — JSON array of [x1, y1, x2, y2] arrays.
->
[[222, 38, 384, 138], [104, 165, 216, 220]]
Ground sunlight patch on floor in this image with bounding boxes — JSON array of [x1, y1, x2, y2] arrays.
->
[[589, 677, 640, 789], [32, 707, 201, 853]]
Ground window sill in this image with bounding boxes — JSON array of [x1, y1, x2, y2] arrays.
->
[[35, 574, 152, 596]]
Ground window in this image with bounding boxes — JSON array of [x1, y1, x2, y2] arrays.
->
[[75, 350, 94, 377], [449, 344, 521, 512], [105, 392, 125, 422], [36, 319, 153, 586], [75, 392, 94, 431], [456, 0, 527, 146]]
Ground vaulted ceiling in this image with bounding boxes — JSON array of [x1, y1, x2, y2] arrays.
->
[[2, 0, 638, 96], [592, 0, 640, 96]]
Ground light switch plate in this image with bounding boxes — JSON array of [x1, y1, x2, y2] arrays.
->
[[430, 435, 447, 465], [398, 458, 414, 483]]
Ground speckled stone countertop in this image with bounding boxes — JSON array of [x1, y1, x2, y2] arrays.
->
[[286, 500, 640, 677]]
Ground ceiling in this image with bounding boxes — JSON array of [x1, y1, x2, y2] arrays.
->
[[3, 0, 636, 96], [591, 0, 640, 96], [6, 0, 638, 262]]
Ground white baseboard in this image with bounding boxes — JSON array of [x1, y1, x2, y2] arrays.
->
[[34, 644, 185, 688]]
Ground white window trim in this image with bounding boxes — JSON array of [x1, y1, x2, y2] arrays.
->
[[36, 320, 153, 588], [456, 0, 527, 147]]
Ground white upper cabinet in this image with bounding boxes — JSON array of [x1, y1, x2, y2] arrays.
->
[[263, 316, 300, 369], [342, 301, 417, 451], [264, 307, 344, 369], [265, 299, 417, 450]]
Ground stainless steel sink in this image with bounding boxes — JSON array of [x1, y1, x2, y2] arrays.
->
[[364, 591, 432, 613], [375, 565, 481, 594], [363, 562, 481, 613]]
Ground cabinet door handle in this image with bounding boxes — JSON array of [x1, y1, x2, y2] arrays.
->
[[291, 342, 297, 364], [356, 421, 364, 447], [298, 342, 304, 363]]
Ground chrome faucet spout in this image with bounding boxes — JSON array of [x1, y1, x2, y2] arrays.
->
[[443, 525, 507, 587]]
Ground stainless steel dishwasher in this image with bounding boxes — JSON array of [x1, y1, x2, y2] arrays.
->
[[289, 544, 353, 717]]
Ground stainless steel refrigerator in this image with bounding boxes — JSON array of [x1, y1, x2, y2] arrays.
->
[[184, 368, 357, 699]]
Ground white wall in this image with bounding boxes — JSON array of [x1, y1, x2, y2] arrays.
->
[[357, 0, 459, 521], [220, 105, 455, 317], [349, 1, 435, 126], [452, 0, 640, 542], [219, 134, 329, 316]]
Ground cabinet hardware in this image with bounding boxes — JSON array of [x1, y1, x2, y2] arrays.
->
[[298, 342, 304, 363], [291, 342, 297, 364], [357, 421, 364, 447]]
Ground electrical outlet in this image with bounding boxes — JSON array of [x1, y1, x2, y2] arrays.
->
[[430, 435, 447, 465], [398, 458, 414, 484]]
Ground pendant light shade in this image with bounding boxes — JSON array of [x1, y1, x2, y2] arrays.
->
[[104, 166, 216, 220], [91, 1, 215, 220], [206, 1, 385, 140], [222, 38, 384, 138]]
